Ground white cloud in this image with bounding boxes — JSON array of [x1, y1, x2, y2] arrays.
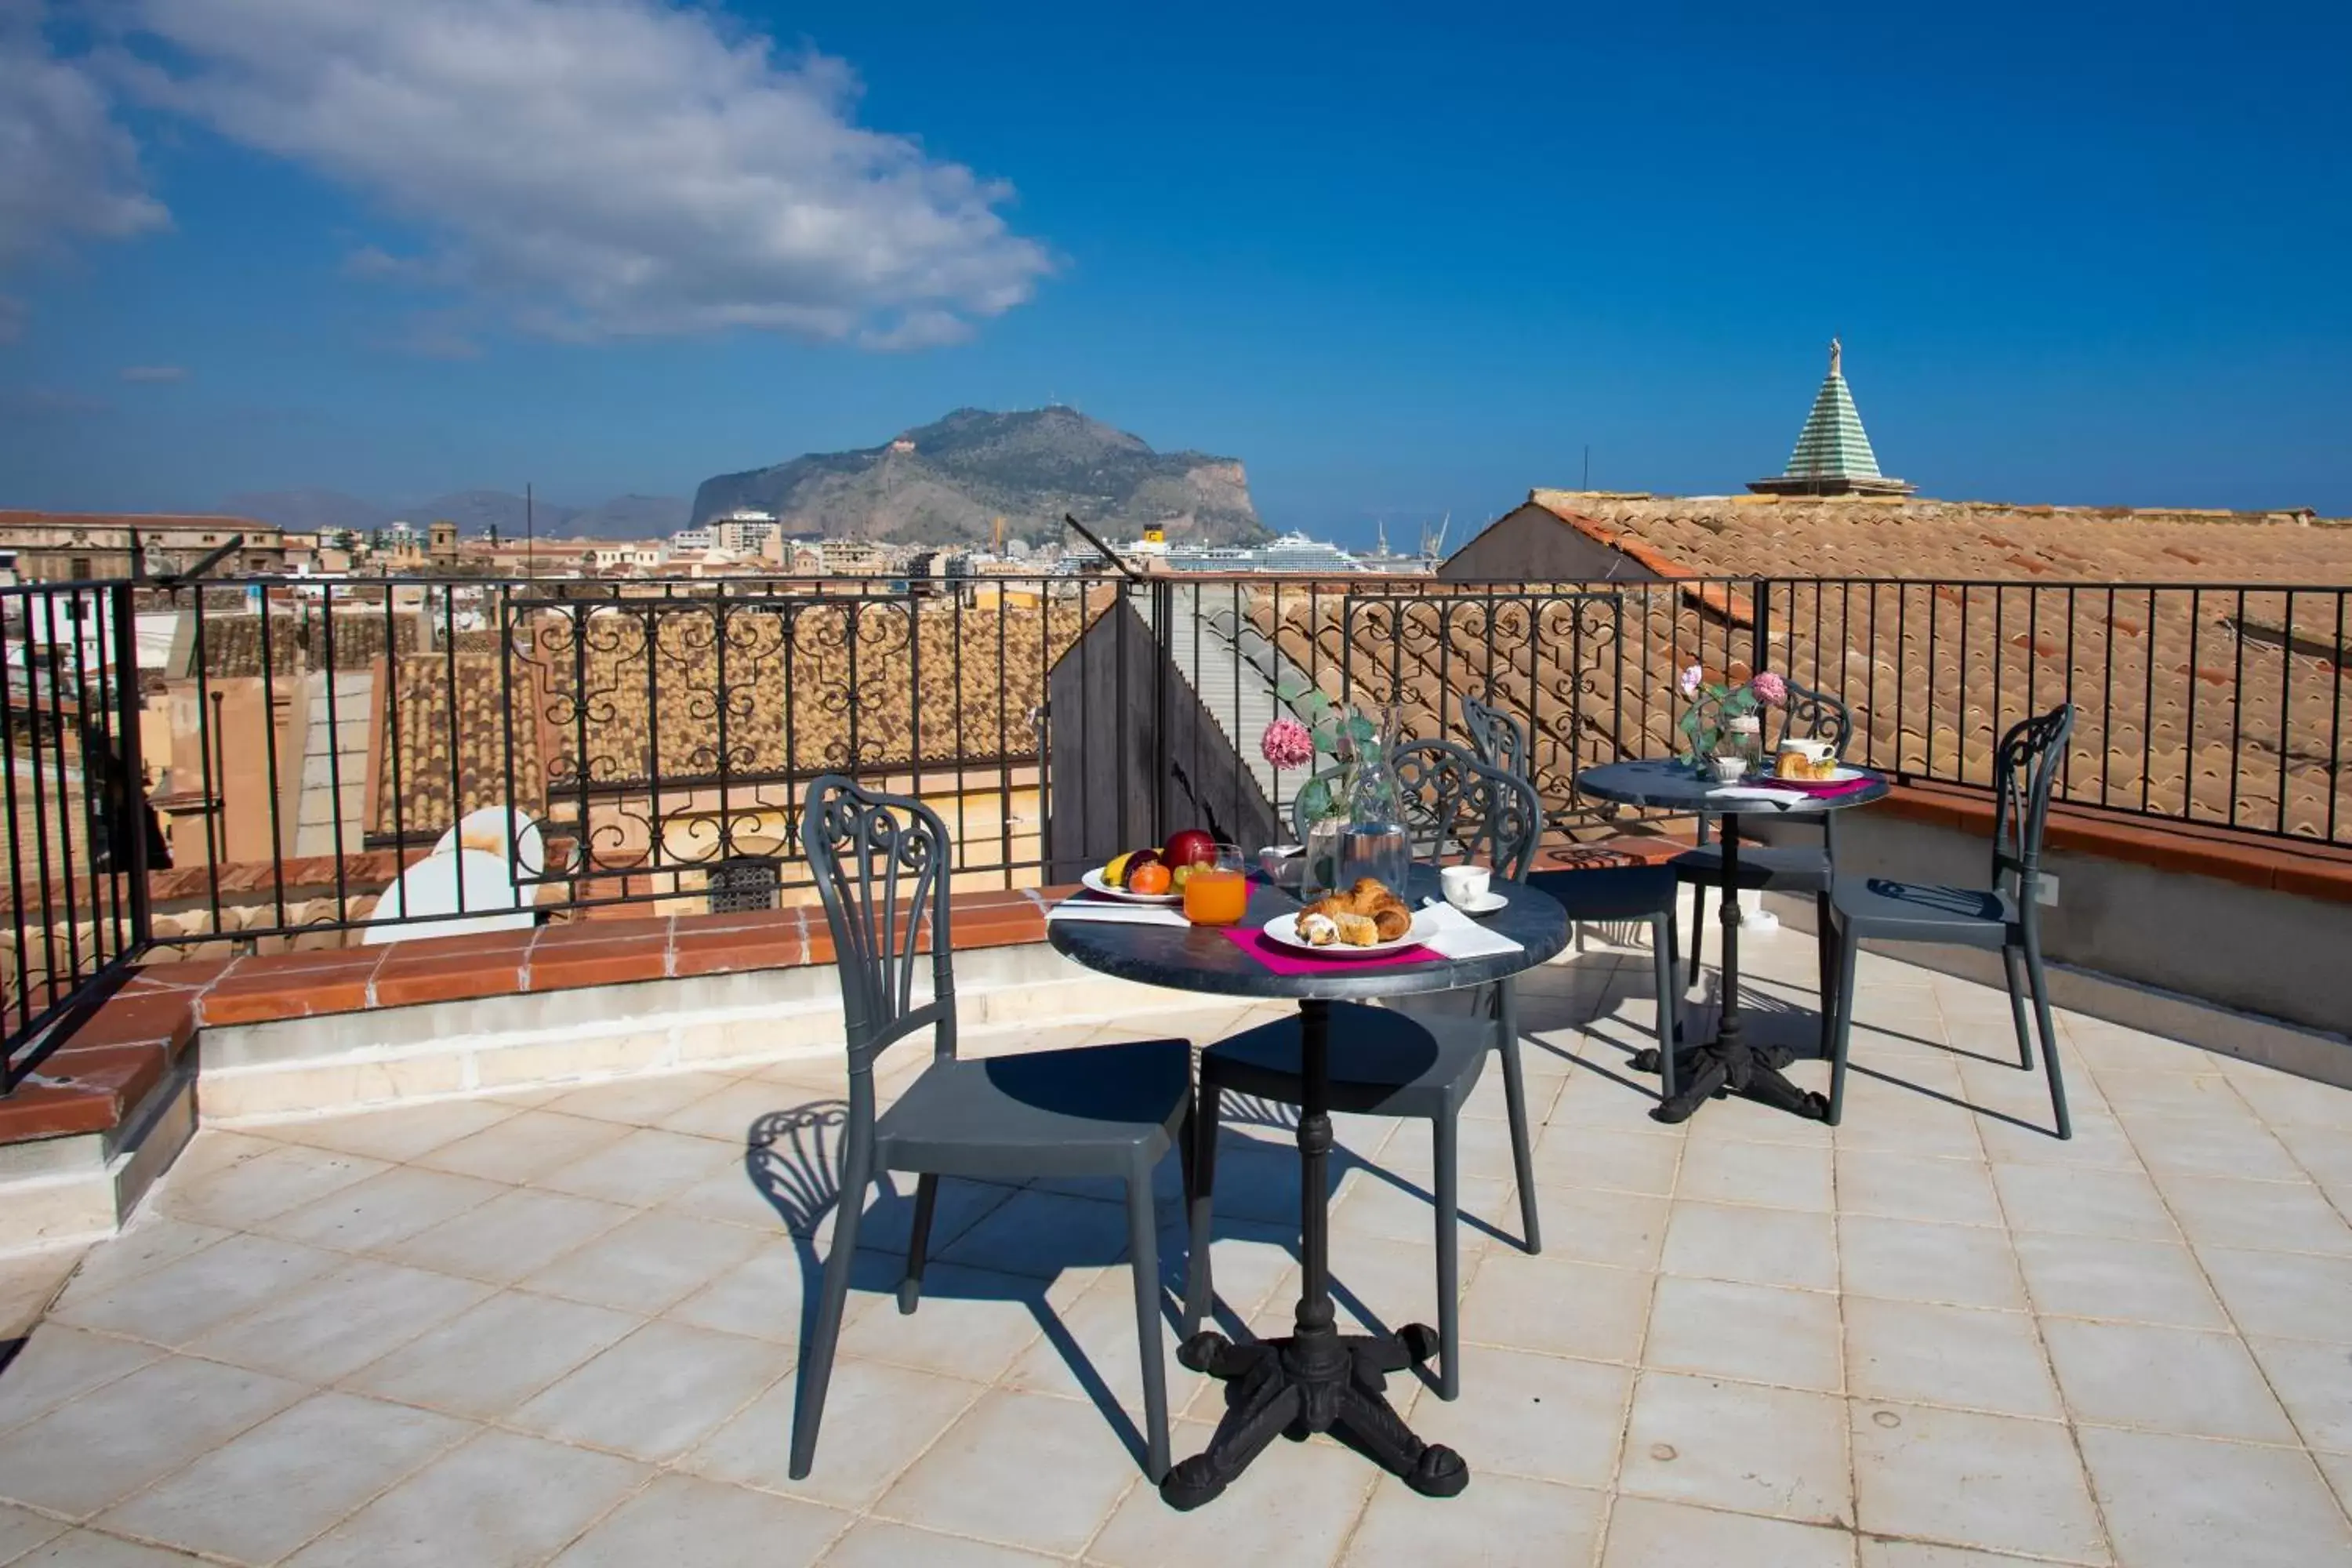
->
[[116, 0, 1053, 347], [119, 362, 188, 380], [0, 2, 169, 336]]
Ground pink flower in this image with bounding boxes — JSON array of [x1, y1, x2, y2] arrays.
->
[[1260, 715, 1315, 770], [1678, 663, 1704, 698], [1750, 670, 1788, 706]]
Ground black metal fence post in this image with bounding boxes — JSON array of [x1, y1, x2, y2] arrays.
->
[[1151, 577, 1174, 851], [108, 580, 154, 952]]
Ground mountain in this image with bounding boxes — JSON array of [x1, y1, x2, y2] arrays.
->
[[220, 488, 390, 534], [689, 406, 1266, 546], [408, 490, 576, 537], [568, 494, 690, 536]]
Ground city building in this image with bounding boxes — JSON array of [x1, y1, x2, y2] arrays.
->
[[0, 512, 286, 579], [713, 510, 780, 554], [818, 537, 891, 575]]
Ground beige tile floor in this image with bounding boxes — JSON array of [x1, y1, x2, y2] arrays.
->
[[3, 918, 2351, 1566]]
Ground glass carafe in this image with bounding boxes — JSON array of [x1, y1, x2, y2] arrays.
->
[[1338, 705, 1411, 894]]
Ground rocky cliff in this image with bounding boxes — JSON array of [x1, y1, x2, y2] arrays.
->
[[690, 407, 1266, 546]]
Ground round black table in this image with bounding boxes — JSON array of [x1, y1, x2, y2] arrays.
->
[[1049, 865, 1569, 1510], [1575, 759, 1889, 1125]]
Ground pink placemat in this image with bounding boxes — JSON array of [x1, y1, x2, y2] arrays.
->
[[1763, 775, 1876, 799], [1220, 924, 1445, 975]]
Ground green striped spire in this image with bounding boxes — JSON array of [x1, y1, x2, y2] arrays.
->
[[1749, 339, 1913, 495], [1784, 339, 1882, 480]]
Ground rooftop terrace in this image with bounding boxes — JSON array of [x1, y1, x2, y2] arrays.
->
[[2, 912, 2348, 1566]]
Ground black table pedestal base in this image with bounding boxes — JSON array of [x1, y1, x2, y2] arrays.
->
[[1160, 1325, 1465, 1511], [1630, 1041, 1831, 1124]]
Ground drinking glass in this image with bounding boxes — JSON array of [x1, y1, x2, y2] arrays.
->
[[1182, 844, 1250, 927]]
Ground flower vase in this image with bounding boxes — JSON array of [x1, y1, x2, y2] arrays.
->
[[1302, 811, 1348, 903], [1338, 705, 1412, 892]]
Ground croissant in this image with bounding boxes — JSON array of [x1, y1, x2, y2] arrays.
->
[[1370, 903, 1413, 942]]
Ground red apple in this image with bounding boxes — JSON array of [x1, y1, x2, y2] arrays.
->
[[1162, 828, 1218, 869]]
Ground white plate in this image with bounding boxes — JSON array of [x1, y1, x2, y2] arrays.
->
[[1081, 866, 1183, 904], [1262, 909, 1436, 956]]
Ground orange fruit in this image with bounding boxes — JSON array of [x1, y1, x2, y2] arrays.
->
[[1127, 862, 1172, 895]]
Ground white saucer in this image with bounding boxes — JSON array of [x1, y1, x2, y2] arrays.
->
[[1428, 891, 1509, 917]]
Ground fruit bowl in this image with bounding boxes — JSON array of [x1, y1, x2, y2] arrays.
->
[[1080, 866, 1182, 904]]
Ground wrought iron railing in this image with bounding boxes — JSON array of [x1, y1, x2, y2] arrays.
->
[[5, 564, 2347, 1080], [3, 579, 154, 1089]]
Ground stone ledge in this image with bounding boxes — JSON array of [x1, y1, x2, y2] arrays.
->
[[4, 887, 1065, 1149], [1875, 780, 2352, 906]]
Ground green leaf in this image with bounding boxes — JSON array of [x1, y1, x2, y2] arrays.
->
[[1344, 713, 1377, 745], [1298, 778, 1332, 821]]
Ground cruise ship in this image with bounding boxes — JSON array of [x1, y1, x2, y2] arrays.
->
[[1123, 528, 1363, 574]]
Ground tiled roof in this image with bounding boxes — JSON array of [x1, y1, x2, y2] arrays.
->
[[1526, 491, 2351, 583], [526, 598, 1094, 788], [373, 652, 547, 840], [360, 597, 1102, 843], [187, 612, 419, 680]]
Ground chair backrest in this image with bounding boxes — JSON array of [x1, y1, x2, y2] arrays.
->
[[802, 776, 958, 1100], [1294, 738, 1541, 882], [1777, 680, 1853, 751], [1393, 741, 1543, 882], [1460, 695, 1530, 782], [1990, 704, 2075, 894]]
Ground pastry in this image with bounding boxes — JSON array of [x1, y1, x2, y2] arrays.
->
[[1298, 912, 1339, 946], [1299, 878, 1410, 944]]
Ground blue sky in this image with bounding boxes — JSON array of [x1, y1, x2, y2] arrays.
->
[[2, 1, 2348, 541]]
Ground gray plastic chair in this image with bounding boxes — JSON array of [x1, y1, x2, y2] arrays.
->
[[1457, 698, 1686, 1098], [1677, 681, 1853, 1050], [789, 775, 1196, 1481], [1824, 704, 2076, 1138], [1461, 694, 1530, 785], [1194, 741, 1543, 1400]]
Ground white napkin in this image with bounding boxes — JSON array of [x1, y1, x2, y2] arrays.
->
[[1045, 900, 1192, 928], [1414, 901, 1525, 960], [1704, 784, 1828, 811]]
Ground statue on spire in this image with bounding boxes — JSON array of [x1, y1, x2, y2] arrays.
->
[[1829, 336, 1842, 377]]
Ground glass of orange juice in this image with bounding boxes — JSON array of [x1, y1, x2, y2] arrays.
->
[[1181, 844, 1250, 927]]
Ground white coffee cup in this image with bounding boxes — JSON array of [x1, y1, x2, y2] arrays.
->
[[1440, 865, 1492, 909]]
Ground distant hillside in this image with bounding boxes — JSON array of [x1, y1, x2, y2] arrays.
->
[[690, 406, 1265, 547], [220, 488, 390, 534], [570, 494, 689, 536], [408, 490, 580, 537]]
